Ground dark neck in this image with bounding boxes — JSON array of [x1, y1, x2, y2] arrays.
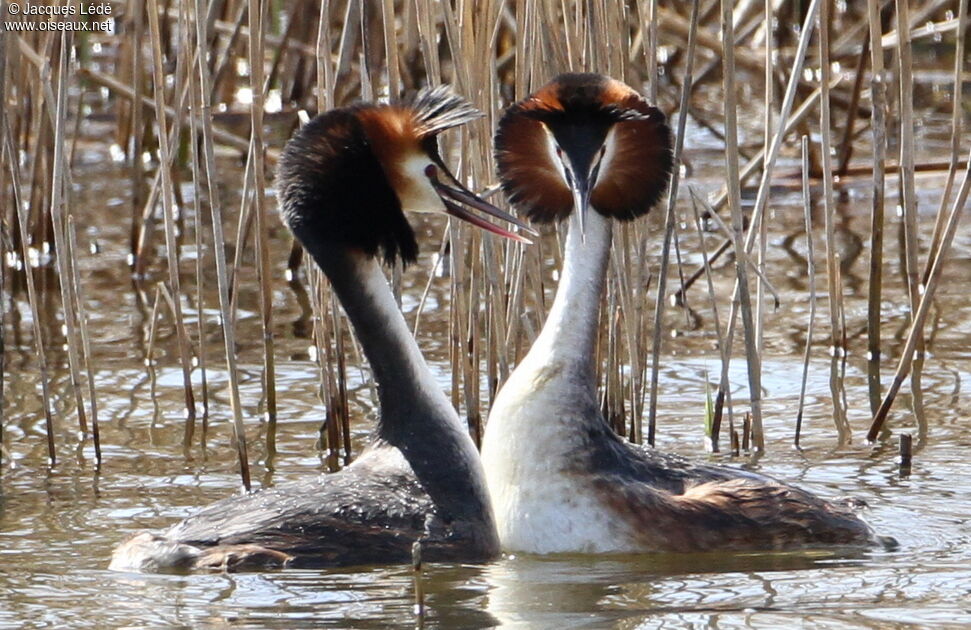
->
[[303, 242, 491, 524]]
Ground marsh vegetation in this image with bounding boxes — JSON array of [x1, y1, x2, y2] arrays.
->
[[1, 0, 969, 626]]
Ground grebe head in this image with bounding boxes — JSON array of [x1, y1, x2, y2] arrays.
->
[[277, 85, 532, 265], [495, 73, 674, 230]]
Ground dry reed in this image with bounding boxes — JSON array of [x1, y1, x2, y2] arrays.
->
[[1, 0, 966, 480], [646, 0, 701, 447], [49, 30, 91, 443], [719, 0, 764, 451], [794, 136, 817, 449], [865, 0, 889, 415]]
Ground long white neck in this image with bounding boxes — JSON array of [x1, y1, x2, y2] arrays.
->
[[482, 208, 616, 551], [519, 209, 613, 394]]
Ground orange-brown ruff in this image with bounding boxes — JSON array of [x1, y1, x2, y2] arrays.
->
[[481, 73, 888, 554], [110, 86, 515, 572], [495, 74, 672, 222]]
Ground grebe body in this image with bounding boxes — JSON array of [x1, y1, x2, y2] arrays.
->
[[481, 73, 881, 554], [110, 86, 528, 571]]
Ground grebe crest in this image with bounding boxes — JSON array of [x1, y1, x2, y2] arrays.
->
[[278, 84, 531, 266], [495, 72, 673, 225]]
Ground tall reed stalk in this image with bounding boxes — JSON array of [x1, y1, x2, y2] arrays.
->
[[719, 0, 764, 451], [49, 30, 90, 442], [795, 136, 817, 449], [191, 0, 251, 490], [247, 0, 278, 460], [867, 147, 970, 441], [146, 0, 197, 444], [0, 18, 5, 470], [865, 0, 889, 415], [6, 85, 56, 465], [3, 0, 968, 474], [646, 0, 700, 446]]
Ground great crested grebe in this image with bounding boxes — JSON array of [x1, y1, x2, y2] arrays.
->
[[110, 86, 529, 571], [480, 73, 882, 554]]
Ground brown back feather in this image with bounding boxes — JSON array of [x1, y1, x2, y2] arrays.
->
[[593, 476, 876, 552]]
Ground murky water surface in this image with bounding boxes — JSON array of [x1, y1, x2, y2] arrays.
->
[[3, 93, 971, 626]]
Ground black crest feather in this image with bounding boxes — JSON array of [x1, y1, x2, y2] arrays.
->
[[276, 106, 419, 266], [409, 85, 483, 138]]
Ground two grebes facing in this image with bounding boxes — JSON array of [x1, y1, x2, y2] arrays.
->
[[110, 74, 887, 573]]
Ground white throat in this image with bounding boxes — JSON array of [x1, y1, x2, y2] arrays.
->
[[521, 208, 613, 375], [481, 208, 619, 553]]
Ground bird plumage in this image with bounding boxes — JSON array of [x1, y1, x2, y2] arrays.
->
[[495, 73, 673, 223], [409, 83, 485, 137], [277, 104, 420, 265], [111, 86, 509, 572], [482, 73, 885, 555], [279, 85, 528, 267]]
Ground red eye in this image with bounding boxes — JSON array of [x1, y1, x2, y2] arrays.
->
[[424, 164, 438, 178]]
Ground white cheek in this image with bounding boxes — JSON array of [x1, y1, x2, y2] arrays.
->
[[543, 131, 569, 187], [598, 127, 619, 184], [398, 155, 446, 215]]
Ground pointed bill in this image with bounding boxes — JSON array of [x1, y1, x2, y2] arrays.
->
[[432, 180, 538, 236], [441, 197, 532, 244], [424, 164, 535, 243], [570, 174, 593, 240]]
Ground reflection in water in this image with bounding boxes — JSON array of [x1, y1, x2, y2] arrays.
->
[[910, 357, 929, 449], [286, 272, 314, 341], [780, 224, 864, 283], [868, 355, 883, 416], [829, 352, 852, 445], [484, 551, 875, 629], [3, 238, 971, 629]]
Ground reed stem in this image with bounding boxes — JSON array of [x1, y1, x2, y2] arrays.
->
[[795, 136, 817, 449], [867, 147, 971, 441], [192, 0, 250, 490], [646, 0, 700, 446], [865, 0, 889, 415], [720, 0, 764, 451]]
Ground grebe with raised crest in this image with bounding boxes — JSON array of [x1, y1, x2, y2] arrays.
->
[[110, 86, 529, 572], [481, 73, 885, 554]]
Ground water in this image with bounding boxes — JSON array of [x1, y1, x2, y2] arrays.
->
[[3, 105, 971, 629]]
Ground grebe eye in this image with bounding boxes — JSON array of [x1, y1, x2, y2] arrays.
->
[[424, 164, 438, 179]]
